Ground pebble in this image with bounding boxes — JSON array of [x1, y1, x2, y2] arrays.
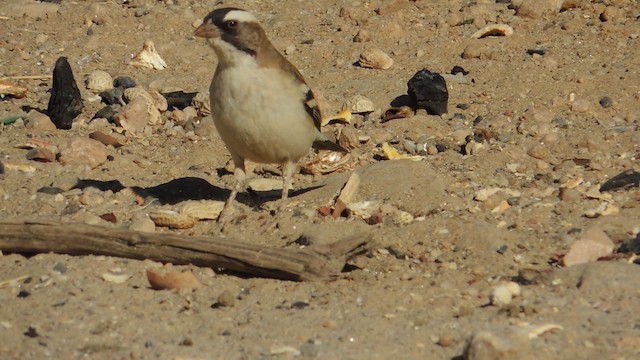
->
[[513, 0, 563, 19], [563, 227, 615, 266], [113, 97, 156, 134], [463, 329, 532, 360], [571, 99, 592, 113], [26, 148, 55, 162], [129, 218, 156, 233], [490, 285, 513, 306], [353, 29, 370, 42], [113, 76, 137, 89], [89, 131, 126, 148], [358, 49, 394, 70], [58, 137, 108, 169], [598, 96, 613, 108], [25, 110, 56, 131], [344, 95, 375, 114], [216, 290, 236, 307]]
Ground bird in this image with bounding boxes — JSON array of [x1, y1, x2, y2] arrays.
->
[[194, 7, 346, 223]]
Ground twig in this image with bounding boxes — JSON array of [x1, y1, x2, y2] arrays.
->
[[0, 75, 52, 81]]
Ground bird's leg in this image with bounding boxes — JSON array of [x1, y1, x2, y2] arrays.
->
[[218, 156, 246, 225], [280, 160, 295, 210]]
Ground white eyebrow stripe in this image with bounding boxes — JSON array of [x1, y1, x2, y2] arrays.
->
[[224, 10, 258, 23]]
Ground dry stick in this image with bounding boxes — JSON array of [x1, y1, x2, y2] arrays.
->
[[0, 220, 370, 281]]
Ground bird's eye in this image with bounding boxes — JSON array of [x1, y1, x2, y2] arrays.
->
[[226, 21, 237, 29]]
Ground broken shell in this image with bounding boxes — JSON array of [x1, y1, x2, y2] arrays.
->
[[321, 109, 352, 127], [85, 70, 113, 92], [146, 269, 201, 290], [302, 151, 354, 175], [180, 200, 224, 220], [25, 148, 55, 162], [0, 81, 28, 98], [130, 40, 167, 70], [381, 142, 424, 161], [149, 209, 196, 229], [383, 106, 413, 122], [358, 49, 394, 70], [471, 24, 514, 39], [191, 91, 211, 116]]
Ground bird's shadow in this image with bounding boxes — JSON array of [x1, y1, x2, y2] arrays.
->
[[71, 176, 322, 207]]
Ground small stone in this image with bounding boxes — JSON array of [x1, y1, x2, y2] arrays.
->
[[463, 329, 532, 360], [437, 335, 454, 347], [358, 49, 394, 70], [129, 218, 156, 232], [407, 69, 448, 115], [513, 0, 563, 19], [598, 96, 613, 108], [26, 148, 55, 162], [462, 43, 484, 59], [216, 290, 236, 307], [25, 110, 56, 131], [353, 29, 370, 42], [571, 99, 592, 113], [344, 95, 375, 113], [490, 285, 513, 306], [563, 227, 615, 266], [113, 97, 155, 134], [89, 131, 126, 148], [113, 76, 137, 89], [58, 137, 108, 169]]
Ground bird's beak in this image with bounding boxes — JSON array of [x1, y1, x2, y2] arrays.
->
[[194, 22, 219, 39]]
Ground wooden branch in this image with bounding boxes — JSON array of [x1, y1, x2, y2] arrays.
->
[[0, 220, 371, 281]]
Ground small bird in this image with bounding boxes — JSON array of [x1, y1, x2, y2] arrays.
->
[[194, 8, 345, 222]]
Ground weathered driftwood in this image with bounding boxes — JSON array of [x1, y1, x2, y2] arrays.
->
[[0, 220, 370, 281]]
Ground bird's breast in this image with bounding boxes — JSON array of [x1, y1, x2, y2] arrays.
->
[[209, 63, 316, 164]]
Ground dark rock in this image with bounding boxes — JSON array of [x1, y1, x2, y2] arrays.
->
[[599, 96, 613, 108], [113, 76, 137, 89], [407, 69, 448, 115], [451, 65, 468, 75], [93, 105, 119, 122], [47, 57, 84, 130], [526, 48, 545, 56], [600, 170, 640, 191], [37, 186, 65, 195], [0, 160, 4, 179], [161, 91, 199, 110], [98, 87, 124, 105]]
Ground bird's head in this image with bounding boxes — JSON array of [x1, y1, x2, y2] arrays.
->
[[194, 8, 266, 58]]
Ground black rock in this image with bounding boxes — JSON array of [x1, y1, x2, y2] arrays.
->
[[600, 170, 640, 192], [407, 69, 448, 115], [93, 105, 119, 122], [599, 96, 613, 108], [0, 160, 4, 180], [113, 76, 137, 89], [161, 91, 199, 110], [451, 65, 468, 75], [99, 87, 124, 105], [47, 57, 84, 130], [526, 48, 545, 56]]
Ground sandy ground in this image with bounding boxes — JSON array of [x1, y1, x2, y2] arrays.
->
[[1, 0, 640, 359]]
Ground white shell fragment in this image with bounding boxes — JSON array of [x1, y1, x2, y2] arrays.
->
[[381, 142, 424, 161], [85, 70, 113, 92], [321, 109, 352, 127], [130, 40, 167, 70], [471, 24, 514, 39]]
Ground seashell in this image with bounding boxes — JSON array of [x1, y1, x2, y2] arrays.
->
[[180, 200, 224, 220], [85, 70, 113, 92], [383, 106, 413, 121], [25, 148, 55, 162], [471, 24, 514, 39], [321, 109, 352, 127], [358, 49, 393, 70], [0, 81, 28, 98], [191, 91, 211, 116], [381, 142, 424, 161], [148, 209, 197, 229], [302, 151, 354, 175], [130, 40, 167, 70]]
